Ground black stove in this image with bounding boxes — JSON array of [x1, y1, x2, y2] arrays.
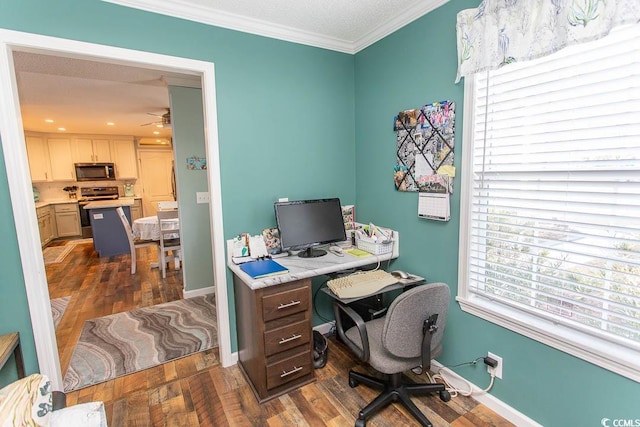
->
[[78, 187, 120, 237], [79, 186, 119, 201]]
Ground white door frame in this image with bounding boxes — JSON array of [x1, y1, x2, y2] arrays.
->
[[0, 29, 233, 390]]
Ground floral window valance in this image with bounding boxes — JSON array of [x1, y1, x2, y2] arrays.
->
[[455, 0, 640, 83]]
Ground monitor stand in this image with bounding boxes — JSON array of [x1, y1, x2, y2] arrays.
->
[[298, 247, 327, 258]]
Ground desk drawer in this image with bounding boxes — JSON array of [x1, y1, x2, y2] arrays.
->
[[266, 350, 312, 390], [262, 286, 309, 322], [264, 320, 310, 356]]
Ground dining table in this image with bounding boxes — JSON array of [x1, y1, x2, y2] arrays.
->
[[132, 215, 181, 269], [132, 215, 179, 240]]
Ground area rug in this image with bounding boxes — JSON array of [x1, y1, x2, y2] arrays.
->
[[50, 296, 71, 330], [43, 245, 74, 264], [63, 294, 217, 392]]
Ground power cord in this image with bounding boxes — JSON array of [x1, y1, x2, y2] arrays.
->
[[313, 281, 334, 324], [430, 368, 496, 398], [414, 356, 496, 398]]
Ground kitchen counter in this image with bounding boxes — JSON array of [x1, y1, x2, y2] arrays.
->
[[35, 199, 78, 209], [83, 199, 134, 210]]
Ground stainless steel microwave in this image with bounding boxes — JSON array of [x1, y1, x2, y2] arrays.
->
[[74, 163, 116, 181]]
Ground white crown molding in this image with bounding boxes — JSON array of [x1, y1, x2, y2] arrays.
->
[[353, 0, 450, 52], [102, 0, 449, 54]]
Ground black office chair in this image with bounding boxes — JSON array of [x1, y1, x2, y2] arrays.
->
[[333, 282, 451, 427]]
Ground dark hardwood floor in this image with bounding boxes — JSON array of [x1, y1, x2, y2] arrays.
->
[[45, 239, 514, 426]]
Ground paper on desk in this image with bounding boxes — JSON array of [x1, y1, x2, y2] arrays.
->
[[345, 248, 371, 257]]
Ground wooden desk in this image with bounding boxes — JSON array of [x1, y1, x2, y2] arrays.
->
[[228, 239, 400, 403], [0, 332, 25, 379]]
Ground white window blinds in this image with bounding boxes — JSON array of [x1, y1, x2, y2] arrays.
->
[[467, 24, 640, 350]]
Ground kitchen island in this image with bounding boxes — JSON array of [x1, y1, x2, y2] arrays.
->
[[83, 199, 134, 257]]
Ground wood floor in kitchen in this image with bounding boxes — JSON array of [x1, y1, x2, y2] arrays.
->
[[46, 239, 514, 427]]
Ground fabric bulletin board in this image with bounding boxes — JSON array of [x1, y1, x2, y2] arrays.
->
[[393, 101, 455, 193]]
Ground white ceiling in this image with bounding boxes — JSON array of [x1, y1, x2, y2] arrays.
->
[[15, 0, 447, 139], [14, 51, 183, 139], [105, 0, 449, 53]]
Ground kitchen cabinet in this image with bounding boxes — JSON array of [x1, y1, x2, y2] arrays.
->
[[111, 139, 137, 179], [54, 203, 81, 237], [25, 136, 51, 182], [73, 138, 111, 163], [47, 138, 75, 181], [37, 205, 54, 246], [130, 198, 143, 221]]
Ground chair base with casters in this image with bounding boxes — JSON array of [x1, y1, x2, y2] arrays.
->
[[334, 282, 452, 427], [349, 370, 450, 427]]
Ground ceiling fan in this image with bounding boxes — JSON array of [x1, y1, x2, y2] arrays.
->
[[141, 109, 171, 128]]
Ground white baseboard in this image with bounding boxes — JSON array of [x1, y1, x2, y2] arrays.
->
[[430, 361, 542, 427], [183, 286, 215, 299]]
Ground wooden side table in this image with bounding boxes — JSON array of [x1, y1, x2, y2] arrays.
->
[[0, 332, 25, 378]]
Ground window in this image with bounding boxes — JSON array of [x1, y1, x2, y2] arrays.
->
[[458, 24, 640, 381]]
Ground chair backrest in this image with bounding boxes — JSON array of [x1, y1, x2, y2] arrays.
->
[[157, 209, 180, 247], [116, 206, 135, 251], [157, 200, 178, 211], [381, 282, 450, 359]]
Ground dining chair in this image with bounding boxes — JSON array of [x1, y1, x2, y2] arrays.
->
[[116, 207, 158, 274], [157, 200, 178, 211], [157, 209, 181, 278]]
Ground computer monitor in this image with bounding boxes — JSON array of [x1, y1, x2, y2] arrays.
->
[[274, 198, 347, 258]]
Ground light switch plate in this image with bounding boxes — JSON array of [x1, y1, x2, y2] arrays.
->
[[196, 192, 210, 204]]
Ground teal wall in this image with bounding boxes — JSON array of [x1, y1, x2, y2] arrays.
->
[[2, 2, 637, 426], [354, 1, 639, 426], [0, 140, 38, 386], [168, 86, 214, 291], [0, 0, 355, 386]]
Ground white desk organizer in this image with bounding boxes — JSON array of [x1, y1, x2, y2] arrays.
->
[[353, 222, 399, 258]]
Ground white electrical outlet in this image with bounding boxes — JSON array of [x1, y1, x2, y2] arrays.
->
[[487, 352, 503, 379]]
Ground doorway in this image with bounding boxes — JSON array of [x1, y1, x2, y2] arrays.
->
[[138, 150, 176, 217], [0, 30, 231, 390]]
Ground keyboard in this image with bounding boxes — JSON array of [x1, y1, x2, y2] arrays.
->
[[327, 270, 398, 299]]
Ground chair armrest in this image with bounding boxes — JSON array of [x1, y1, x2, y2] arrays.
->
[[332, 301, 370, 362]]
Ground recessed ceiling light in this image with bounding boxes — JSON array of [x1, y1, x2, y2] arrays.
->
[[107, 122, 115, 126], [57, 127, 66, 131], [156, 124, 164, 128], [153, 131, 159, 135], [45, 119, 54, 123]]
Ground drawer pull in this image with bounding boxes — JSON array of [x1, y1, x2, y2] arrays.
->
[[280, 366, 303, 378], [279, 334, 302, 345], [277, 300, 301, 310]]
